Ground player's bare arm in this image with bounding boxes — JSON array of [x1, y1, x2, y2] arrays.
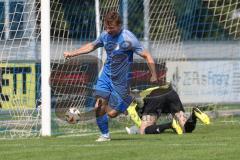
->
[[139, 50, 158, 82], [64, 43, 97, 58]]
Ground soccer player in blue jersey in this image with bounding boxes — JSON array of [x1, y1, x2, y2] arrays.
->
[[64, 11, 158, 141]]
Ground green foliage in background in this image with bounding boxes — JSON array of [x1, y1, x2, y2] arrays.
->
[[48, 0, 240, 40]]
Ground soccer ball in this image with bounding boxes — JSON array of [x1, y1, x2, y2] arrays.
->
[[65, 107, 81, 124]]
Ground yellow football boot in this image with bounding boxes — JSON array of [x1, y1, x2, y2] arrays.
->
[[193, 107, 210, 125], [172, 118, 183, 135]]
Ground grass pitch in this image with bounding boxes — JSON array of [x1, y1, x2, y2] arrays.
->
[[0, 117, 239, 160]]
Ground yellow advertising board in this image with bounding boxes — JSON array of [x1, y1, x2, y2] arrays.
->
[[0, 63, 36, 109]]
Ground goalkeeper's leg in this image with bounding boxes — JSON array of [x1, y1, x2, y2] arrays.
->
[[184, 109, 197, 133], [140, 115, 158, 134], [144, 111, 196, 135], [144, 122, 172, 134], [127, 86, 160, 128]]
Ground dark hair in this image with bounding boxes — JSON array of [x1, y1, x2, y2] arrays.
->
[[104, 11, 122, 26]]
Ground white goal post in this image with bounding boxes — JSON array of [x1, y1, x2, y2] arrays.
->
[[41, 0, 51, 136]]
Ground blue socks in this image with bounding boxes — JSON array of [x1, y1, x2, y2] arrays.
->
[[96, 114, 109, 137]]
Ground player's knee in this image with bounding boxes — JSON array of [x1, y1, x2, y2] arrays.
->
[[107, 110, 118, 118], [140, 115, 157, 134], [95, 98, 107, 116], [139, 126, 146, 134], [174, 111, 187, 126], [95, 98, 107, 107]]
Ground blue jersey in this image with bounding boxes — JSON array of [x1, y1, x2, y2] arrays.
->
[[93, 29, 144, 85], [92, 29, 144, 112]]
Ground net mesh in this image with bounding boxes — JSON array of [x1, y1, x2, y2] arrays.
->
[[0, 0, 239, 138]]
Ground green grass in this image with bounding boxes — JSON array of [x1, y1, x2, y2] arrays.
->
[[0, 117, 240, 160]]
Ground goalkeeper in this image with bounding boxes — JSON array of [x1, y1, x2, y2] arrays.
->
[[126, 83, 210, 135]]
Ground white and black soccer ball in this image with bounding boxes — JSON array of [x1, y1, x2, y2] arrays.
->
[[65, 107, 81, 124]]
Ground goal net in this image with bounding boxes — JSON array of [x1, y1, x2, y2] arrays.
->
[[0, 0, 239, 138]]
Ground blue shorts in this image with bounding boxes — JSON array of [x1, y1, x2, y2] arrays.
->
[[94, 72, 133, 113]]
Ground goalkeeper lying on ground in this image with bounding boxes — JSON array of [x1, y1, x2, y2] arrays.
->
[[126, 83, 210, 135]]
